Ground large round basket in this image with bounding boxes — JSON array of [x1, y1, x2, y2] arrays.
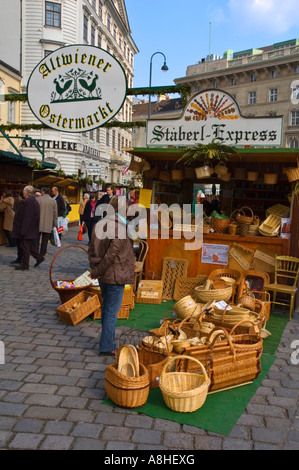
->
[[49, 245, 93, 304], [105, 363, 150, 408], [193, 285, 233, 303], [173, 295, 199, 319], [159, 355, 210, 413]]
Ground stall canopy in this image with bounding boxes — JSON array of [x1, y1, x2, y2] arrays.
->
[[0, 149, 55, 169], [125, 147, 299, 164]]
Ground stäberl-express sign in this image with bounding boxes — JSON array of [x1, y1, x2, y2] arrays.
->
[[27, 45, 127, 133], [147, 89, 283, 147]]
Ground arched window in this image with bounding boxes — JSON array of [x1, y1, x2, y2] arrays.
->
[[290, 138, 298, 148]]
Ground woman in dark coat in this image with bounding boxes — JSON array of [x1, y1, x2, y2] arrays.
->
[[82, 192, 101, 243]]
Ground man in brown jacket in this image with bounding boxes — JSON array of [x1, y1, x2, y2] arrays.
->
[[38, 187, 58, 256], [88, 196, 135, 356], [0, 189, 15, 246]]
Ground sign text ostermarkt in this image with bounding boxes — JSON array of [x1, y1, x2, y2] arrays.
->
[[27, 45, 127, 133], [147, 90, 283, 147]]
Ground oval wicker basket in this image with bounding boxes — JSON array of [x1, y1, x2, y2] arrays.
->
[[159, 355, 210, 413], [239, 292, 256, 311], [117, 345, 140, 378], [195, 165, 213, 179], [49, 245, 93, 304], [214, 161, 228, 175], [235, 207, 254, 225], [193, 285, 233, 303], [286, 161, 299, 183], [211, 217, 230, 233]]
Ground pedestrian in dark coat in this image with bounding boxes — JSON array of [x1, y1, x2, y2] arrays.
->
[[51, 186, 65, 217], [14, 186, 45, 271], [82, 192, 101, 243], [88, 196, 135, 356]]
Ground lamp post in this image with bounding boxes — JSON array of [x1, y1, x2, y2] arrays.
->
[[148, 52, 169, 120]]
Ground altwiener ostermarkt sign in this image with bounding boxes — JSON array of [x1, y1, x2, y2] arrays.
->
[[27, 45, 127, 133], [147, 90, 283, 147]]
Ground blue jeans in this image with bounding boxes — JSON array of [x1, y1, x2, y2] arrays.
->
[[98, 282, 124, 353]]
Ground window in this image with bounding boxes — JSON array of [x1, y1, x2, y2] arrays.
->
[[119, 34, 122, 49], [7, 101, 16, 123], [107, 14, 111, 32], [290, 138, 298, 148], [98, 1, 103, 20], [269, 88, 278, 102], [106, 129, 110, 146], [113, 24, 117, 39], [112, 130, 116, 149], [230, 78, 236, 86], [45, 1, 61, 27], [294, 66, 299, 74], [83, 16, 88, 41], [291, 84, 299, 101], [290, 111, 299, 126], [98, 34, 102, 47], [212, 80, 218, 89], [96, 128, 100, 143], [248, 91, 256, 104], [91, 25, 95, 45], [250, 74, 256, 82], [271, 70, 278, 78]]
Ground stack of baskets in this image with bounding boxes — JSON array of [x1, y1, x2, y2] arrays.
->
[[234, 207, 254, 237], [105, 345, 150, 408], [193, 279, 233, 303]]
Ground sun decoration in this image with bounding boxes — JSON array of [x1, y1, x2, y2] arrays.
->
[[186, 92, 239, 121]]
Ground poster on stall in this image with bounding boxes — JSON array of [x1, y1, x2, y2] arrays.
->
[[139, 189, 152, 209], [201, 243, 229, 265], [281, 218, 291, 239]]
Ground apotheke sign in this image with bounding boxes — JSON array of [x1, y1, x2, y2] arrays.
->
[[27, 45, 127, 133], [147, 90, 283, 147]]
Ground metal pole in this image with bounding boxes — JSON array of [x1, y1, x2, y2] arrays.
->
[[148, 52, 168, 120]]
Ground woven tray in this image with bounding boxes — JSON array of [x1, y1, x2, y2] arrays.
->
[[173, 276, 207, 301], [228, 243, 254, 272], [259, 214, 281, 237], [253, 248, 277, 274], [161, 258, 188, 300], [57, 291, 100, 326]]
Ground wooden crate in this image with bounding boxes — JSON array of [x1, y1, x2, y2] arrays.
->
[[57, 291, 100, 326], [135, 280, 163, 304]]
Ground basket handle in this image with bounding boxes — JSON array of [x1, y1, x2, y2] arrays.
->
[[160, 355, 209, 382], [239, 206, 254, 218], [230, 319, 260, 336], [206, 327, 237, 361], [49, 244, 89, 288]]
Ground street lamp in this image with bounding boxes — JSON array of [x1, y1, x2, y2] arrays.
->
[[148, 52, 169, 120]]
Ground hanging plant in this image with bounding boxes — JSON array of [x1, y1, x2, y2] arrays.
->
[[56, 169, 66, 177], [176, 139, 237, 166], [28, 158, 43, 170]]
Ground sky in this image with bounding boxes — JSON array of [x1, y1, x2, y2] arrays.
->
[[125, 0, 299, 92]]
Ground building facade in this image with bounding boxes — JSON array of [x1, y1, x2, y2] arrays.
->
[[0, 0, 138, 184], [0, 60, 22, 152], [174, 39, 299, 149]]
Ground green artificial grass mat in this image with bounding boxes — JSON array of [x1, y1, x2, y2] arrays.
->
[[103, 353, 276, 436], [103, 303, 289, 435]]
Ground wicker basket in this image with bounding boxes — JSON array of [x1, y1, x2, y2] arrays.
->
[[214, 162, 228, 175], [247, 171, 259, 182], [193, 284, 233, 303], [117, 345, 139, 377], [235, 207, 254, 225], [57, 291, 100, 326], [137, 344, 168, 389], [207, 325, 263, 357], [211, 217, 230, 233], [239, 292, 256, 311], [173, 296, 200, 319], [259, 214, 281, 237], [218, 172, 231, 182], [286, 161, 299, 183], [195, 165, 213, 179], [49, 245, 93, 303], [173, 276, 207, 301], [135, 280, 163, 304], [129, 156, 144, 173], [159, 355, 210, 412], [264, 173, 278, 185], [105, 363, 150, 408]]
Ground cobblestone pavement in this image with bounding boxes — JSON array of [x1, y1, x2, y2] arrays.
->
[[0, 225, 299, 451]]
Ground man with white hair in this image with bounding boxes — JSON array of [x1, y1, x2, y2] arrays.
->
[[13, 186, 45, 270]]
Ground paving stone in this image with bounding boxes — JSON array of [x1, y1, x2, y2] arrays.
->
[[71, 422, 103, 439], [8, 432, 44, 450], [13, 418, 44, 433], [40, 435, 74, 450], [72, 438, 105, 450]]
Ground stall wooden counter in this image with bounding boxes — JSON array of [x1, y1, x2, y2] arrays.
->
[[144, 230, 290, 279]]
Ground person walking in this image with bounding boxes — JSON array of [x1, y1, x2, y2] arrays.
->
[[79, 193, 89, 224], [51, 186, 65, 217], [88, 195, 135, 356], [0, 189, 15, 247], [82, 192, 101, 243], [37, 187, 58, 257], [13, 186, 45, 271], [10, 189, 25, 264]]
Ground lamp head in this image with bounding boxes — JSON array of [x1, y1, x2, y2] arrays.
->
[[161, 62, 169, 71]]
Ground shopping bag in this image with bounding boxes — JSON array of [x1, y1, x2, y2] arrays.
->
[[63, 217, 69, 232], [57, 216, 64, 234], [77, 224, 84, 241], [53, 227, 61, 247]]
